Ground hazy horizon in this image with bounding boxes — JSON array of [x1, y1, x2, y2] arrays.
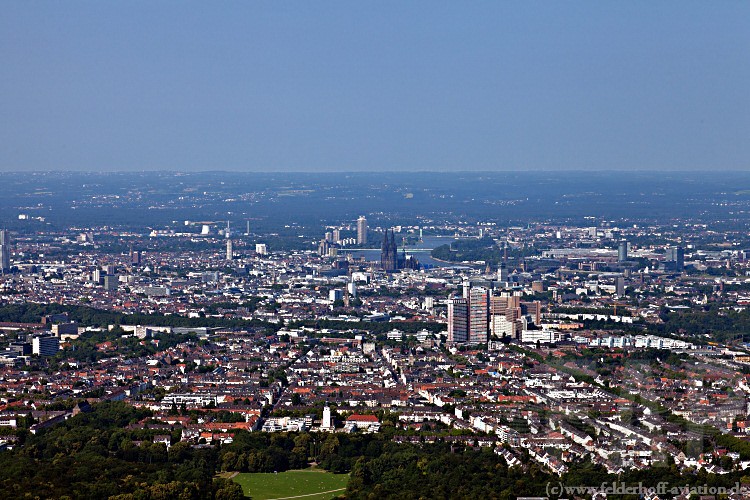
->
[[1, 167, 749, 174], [2, 2, 749, 172]]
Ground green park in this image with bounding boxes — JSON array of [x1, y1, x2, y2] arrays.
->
[[232, 469, 349, 500]]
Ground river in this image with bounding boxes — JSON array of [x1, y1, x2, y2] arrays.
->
[[340, 235, 460, 268]]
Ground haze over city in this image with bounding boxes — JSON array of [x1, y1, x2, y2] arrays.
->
[[2, 2, 749, 172], [4, 3, 750, 500]]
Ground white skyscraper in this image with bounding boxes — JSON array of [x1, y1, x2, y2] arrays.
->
[[357, 216, 367, 245]]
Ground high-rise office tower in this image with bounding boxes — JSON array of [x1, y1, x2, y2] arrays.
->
[[332, 228, 341, 243], [357, 216, 367, 245], [469, 287, 489, 343], [448, 298, 469, 343], [521, 300, 542, 326], [618, 241, 628, 262], [490, 292, 522, 338], [0, 230, 10, 273], [318, 239, 331, 256], [615, 276, 625, 297], [32, 335, 59, 356], [666, 246, 685, 271], [226, 239, 233, 261], [490, 314, 515, 339], [103, 275, 118, 291]]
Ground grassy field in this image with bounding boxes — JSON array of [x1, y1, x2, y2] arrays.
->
[[232, 469, 349, 500]]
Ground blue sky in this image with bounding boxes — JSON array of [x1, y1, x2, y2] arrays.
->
[[1, 2, 748, 171]]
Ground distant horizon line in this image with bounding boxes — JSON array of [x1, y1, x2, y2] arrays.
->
[[1, 168, 748, 174]]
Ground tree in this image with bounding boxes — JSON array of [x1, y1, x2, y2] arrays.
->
[[221, 451, 238, 472], [319, 434, 340, 461], [213, 479, 244, 500]]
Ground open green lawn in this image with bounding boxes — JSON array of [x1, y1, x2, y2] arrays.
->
[[232, 469, 350, 500]]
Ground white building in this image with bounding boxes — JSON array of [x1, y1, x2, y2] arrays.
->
[[321, 405, 333, 430], [161, 393, 217, 408], [344, 414, 380, 433], [357, 216, 367, 245], [521, 329, 564, 344], [386, 329, 403, 342]]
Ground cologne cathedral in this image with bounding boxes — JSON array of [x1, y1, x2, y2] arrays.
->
[[380, 229, 419, 272]]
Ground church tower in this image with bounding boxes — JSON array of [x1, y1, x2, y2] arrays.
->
[[381, 229, 398, 272]]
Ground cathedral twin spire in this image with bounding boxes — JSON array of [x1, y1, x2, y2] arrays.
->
[[380, 228, 398, 272]]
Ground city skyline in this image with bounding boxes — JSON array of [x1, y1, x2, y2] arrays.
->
[[2, 3, 750, 496], [1, 171, 750, 495]]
